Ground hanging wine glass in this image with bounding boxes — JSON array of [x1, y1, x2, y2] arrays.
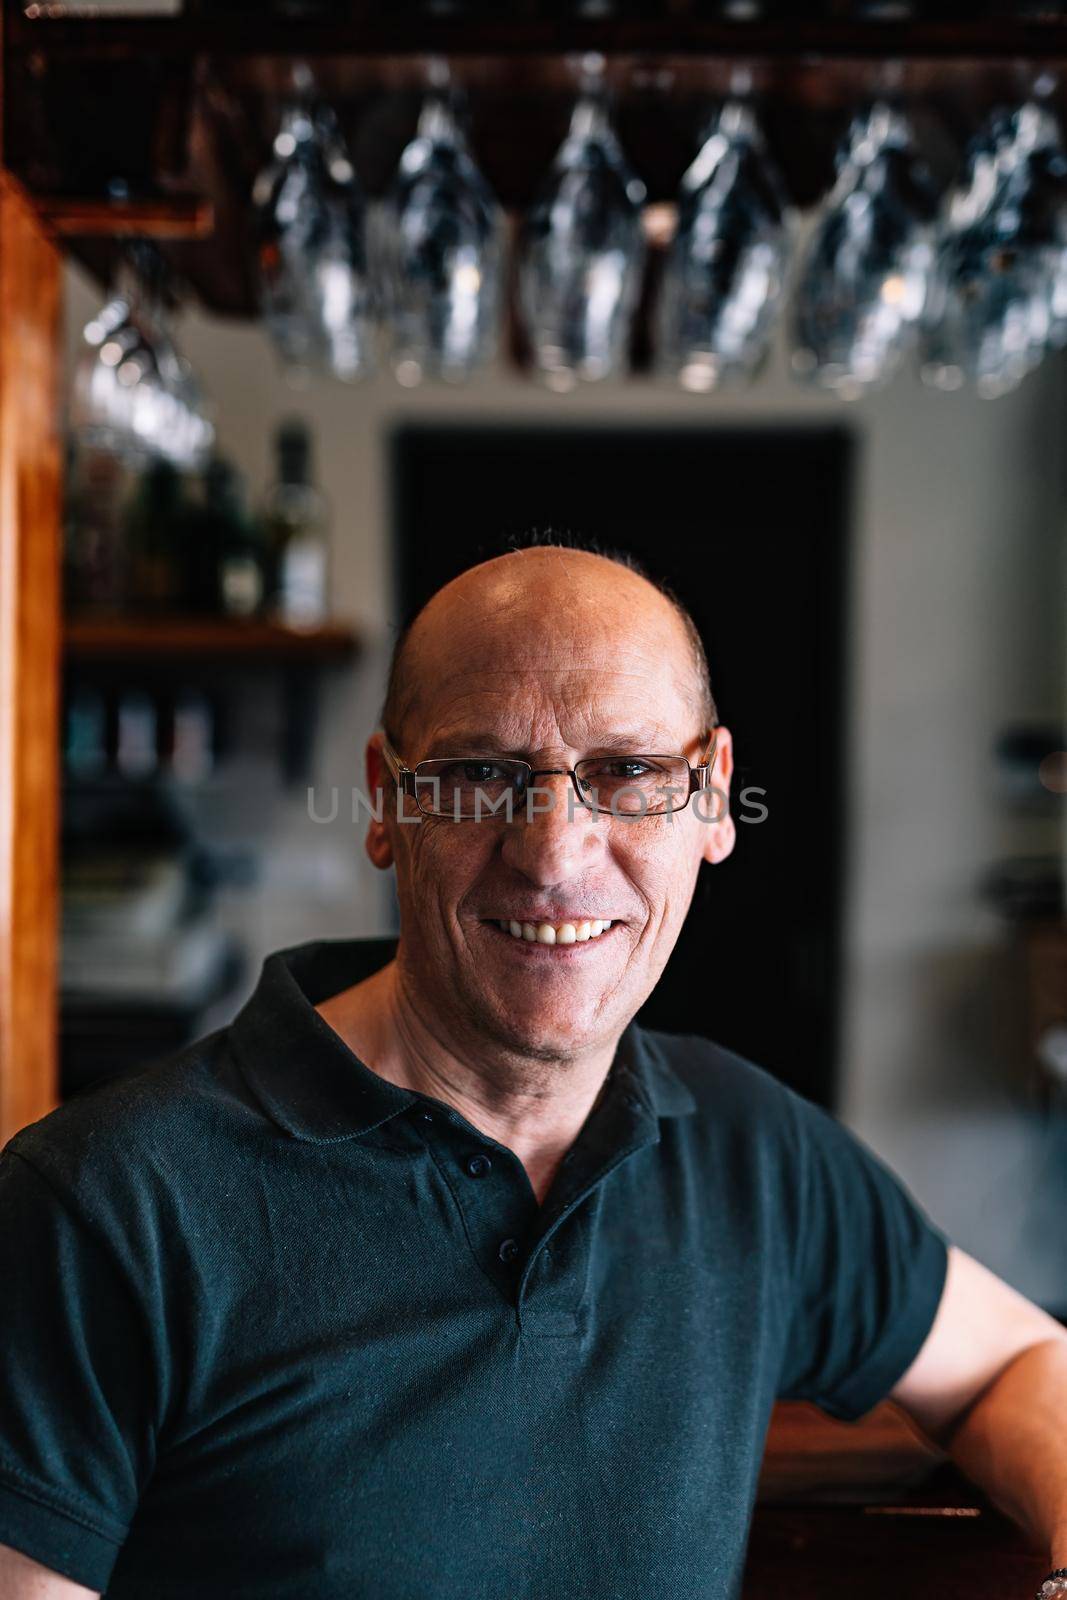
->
[[166, 352, 216, 472], [71, 277, 143, 462], [790, 101, 940, 398], [254, 87, 374, 385], [921, 102, 1067, 398], [657, 99, 792, 393], [376, 90, 502, 385], [70, 244, 214, 470], [518, 88, 647, 390], [1045, 120, 1067, 347]]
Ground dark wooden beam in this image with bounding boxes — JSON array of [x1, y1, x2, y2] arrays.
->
[[9, 11, 1067, 63]]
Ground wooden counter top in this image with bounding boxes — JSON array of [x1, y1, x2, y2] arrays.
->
[[748, 1402, 1047, 1598]]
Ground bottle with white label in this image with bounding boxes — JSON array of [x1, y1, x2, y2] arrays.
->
[[261, 420, 330, 628]]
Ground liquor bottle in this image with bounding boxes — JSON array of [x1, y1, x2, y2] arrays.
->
[[116, 690, 159, 781], [261, 420, 330, 628], [213, 462, 266, 619], [184, 457, 264, 617], [123, 459, 185, 613], [171, 689, 215, 785], [64, 687, 108, 781], [65, 444, 129, 614]]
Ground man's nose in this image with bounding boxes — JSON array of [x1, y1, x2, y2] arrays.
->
[[499, 773, 603, 885]]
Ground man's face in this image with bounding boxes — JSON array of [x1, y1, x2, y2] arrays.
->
[[366, 553, 735, 1063]]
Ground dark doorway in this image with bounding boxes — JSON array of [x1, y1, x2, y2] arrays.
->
[[391, 424, 853, 1110]]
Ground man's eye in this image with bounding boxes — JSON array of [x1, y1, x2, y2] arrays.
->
[[579, 759, 663, 786], [606, 760, 655, 780], [460, 762, 508, 783]]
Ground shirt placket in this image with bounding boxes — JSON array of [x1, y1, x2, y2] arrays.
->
[[412, 1104, 542, 1299], [409, 1071, 661, 1339], [517, 1080, 661, 1338]]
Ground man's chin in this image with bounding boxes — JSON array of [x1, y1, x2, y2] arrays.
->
[[427, 920, 647, 1062], [467, 990, 608, 1064]]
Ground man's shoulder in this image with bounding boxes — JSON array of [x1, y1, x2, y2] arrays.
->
[[637, 1024, 895, 1193], [636, 1023, 809, 1131], [3, 1023, 262, 1209]]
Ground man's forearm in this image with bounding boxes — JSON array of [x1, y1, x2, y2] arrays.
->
[[942, 1337, 1067, 1565]]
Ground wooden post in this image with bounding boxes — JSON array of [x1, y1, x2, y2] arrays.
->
[[0, 174, 62, 1145]]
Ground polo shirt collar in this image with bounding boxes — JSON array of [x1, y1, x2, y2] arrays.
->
[[231, 937, 696, 1144]]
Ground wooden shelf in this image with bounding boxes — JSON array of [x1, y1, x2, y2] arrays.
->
[[65, 615, 361, 664], [37, 195, 214, 241]]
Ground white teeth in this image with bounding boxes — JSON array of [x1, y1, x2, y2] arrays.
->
[[497, 917, 615, 944]]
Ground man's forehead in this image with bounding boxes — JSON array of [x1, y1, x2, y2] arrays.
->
[[392, 551, 708, 747], [422, 564, 689, 667], [411, 664, 697, 750]]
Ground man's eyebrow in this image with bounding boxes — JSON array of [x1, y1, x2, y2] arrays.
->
[[422, 729, 676, 758], [423, 733, 518, 757]]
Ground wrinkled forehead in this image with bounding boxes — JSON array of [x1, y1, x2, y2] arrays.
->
[[404, 601, 700, 753]]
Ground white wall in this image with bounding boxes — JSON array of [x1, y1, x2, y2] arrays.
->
[[64, 259, 1067, 1307]]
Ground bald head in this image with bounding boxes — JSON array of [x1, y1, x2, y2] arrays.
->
[[381, 544, 716, 750]]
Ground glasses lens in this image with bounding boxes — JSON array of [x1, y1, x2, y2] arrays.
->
[[414, 759, 525, 817], [574, 756, 690, 815]]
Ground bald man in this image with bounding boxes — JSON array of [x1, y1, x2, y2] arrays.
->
[[2, 544, 1066, 1600]]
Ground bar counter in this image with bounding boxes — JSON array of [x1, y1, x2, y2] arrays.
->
[[749, 1402, 1047, 1598]]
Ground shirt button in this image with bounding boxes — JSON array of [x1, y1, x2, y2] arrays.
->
[[419, 1111, 434, 1123], [498, 1238, 520, 1264], [465, 1154, 492, 1179]]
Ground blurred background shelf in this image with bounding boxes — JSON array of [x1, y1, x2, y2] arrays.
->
[[64, 616, 362, 786], [65, 615, 361, 664]]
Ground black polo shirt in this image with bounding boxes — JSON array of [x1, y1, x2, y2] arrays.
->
[[0, 937, 949, 1599]]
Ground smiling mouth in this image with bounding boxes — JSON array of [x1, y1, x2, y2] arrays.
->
[[482, 918, 616, 947]]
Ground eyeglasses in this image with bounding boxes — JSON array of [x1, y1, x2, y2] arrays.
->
[[379, 728, 720, 820]]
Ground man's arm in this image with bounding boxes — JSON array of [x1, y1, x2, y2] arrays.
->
[[0, 1543, 99, 1598], [890, 1244, 1067, 1563]]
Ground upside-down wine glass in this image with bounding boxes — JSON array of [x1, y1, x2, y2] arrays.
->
[[791, 101, 940, 398], [657, 98, 792, 392], [518, 83, 647, 390], [376, 88, 502, 385]]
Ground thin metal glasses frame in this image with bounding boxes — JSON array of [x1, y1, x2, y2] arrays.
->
[[378, 727, 720, 819]]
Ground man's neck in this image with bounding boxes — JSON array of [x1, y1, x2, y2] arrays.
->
[[315, 958, 618, 1205]]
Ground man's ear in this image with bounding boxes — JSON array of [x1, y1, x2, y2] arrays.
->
[[698, 725, 736, 867], [365, 734, 395, 871]]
